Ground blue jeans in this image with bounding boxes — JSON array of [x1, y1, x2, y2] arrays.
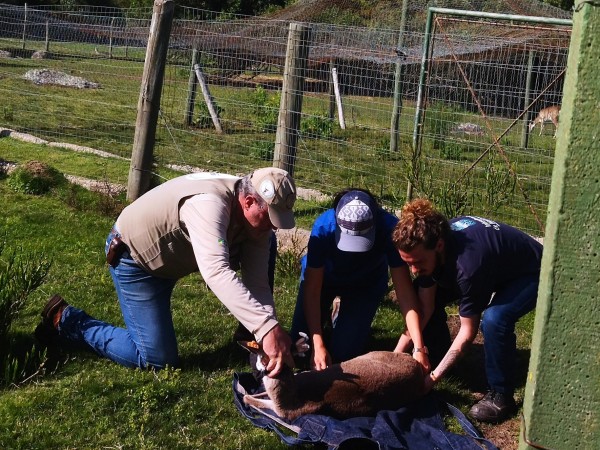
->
[[59, 227, 178, 369], [426, 274, 538, 396], [481, 274, 539, 395], [290, 256, 387, 362]]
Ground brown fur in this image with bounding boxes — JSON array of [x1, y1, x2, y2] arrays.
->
[[243, 351, 424, 421]]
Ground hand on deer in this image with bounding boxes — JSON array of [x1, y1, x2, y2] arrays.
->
[[261, 324, 294, 377], [311, 345, 332, 371], [422, 372, 436, 394], [412, 350, 431, 373]]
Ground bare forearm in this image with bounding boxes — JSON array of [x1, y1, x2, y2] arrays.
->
[[431, 346, 467, 380], [430, 315, 479, 382]]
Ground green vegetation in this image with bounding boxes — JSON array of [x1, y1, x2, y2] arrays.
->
[[0, 35, 557, 236], [0, 157, 534, 448], [0, 236, 51, 388]]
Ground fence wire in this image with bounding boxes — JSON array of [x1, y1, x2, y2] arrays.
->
[[0, 3, 573, 235]]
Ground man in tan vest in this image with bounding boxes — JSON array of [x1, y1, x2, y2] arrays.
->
[[36, 168, 297, 376]]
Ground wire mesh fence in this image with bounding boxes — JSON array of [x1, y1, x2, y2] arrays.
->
[[0, 2, 572, 235]]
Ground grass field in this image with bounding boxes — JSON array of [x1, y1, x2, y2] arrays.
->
[[0, 32, 549, 447], [0, 160, 533, 449], [0, 37, 557, 237]]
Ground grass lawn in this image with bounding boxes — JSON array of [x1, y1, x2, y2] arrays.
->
[[0, 158, 533, 449]]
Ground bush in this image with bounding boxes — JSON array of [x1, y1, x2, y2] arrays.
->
[[301, 114, 333, 138], [194, 100, 223, 130], [7, 160, 66, 195], [251, 86, 280, 133], [0, 237, 52, 386]]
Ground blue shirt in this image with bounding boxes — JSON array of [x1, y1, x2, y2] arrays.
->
[[305, 208, 404, 290], [426, 216, 543, 317]]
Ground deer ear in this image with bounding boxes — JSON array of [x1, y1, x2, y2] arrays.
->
[[237, 340, 262, 355]]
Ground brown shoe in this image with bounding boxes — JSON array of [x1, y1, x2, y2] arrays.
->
[[41, 294, 69, 329]]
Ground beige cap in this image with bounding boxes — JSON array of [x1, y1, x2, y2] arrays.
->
[[250, 167, 297, 229]]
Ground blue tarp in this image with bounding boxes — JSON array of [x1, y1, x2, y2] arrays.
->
[[233, 372, 499, 450]]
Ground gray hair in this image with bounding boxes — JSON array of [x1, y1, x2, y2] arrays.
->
[[236, 174, 267, 208]]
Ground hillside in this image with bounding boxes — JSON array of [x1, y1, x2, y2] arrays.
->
[[267, 0, 571, 30]]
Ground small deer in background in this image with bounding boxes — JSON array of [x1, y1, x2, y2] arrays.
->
[[239, 341, 425, 421], [529, 105, 560, 138]]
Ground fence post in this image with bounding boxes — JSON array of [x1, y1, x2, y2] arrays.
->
[[331, 67, 346, 129], [521, 49, 535, 150], [45, 21, 49, 52], [273, 22, 312, 176], [184, 48, 199, 126], [127, 0, 174, 201], [21, 3, 27, 50], [389, 0, 409, 153], [109, 17, 115, 59], [328, 58, 336, 120], [193, 62, 223, 134]]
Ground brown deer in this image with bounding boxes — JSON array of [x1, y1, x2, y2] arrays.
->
[[528, 105, 560, 138], [240, 341, 425, 421]]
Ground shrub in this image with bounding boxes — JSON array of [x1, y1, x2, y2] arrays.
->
[[275, 230, 307, 280], [251, 86, 280, 133], [194, 100, 223, 130], [7, 160, 66, 195], [301, 114, 333, 138], [0, 237, 52, 386]]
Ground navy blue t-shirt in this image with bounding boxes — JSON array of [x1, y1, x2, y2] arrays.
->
[[425, 216, 543, 317], [305, 208, 404, 290]]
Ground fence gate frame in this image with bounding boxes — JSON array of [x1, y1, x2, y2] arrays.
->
[[409, 7, 572, 233]]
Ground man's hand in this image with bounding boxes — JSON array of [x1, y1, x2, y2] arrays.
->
[[311, 345, 332, 371], [261, 324, 294, 377], [412, 351, 431, 373], [422, 372, 436, 394]]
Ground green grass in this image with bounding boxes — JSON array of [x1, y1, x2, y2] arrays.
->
[[0, 166, 532, 448], [0, 41, 557, 237]]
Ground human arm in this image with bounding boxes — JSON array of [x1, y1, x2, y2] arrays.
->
[[393, 284, 437, 364], [390, 266, 431, 371], [302, 266, 331, 370], [180, 195, 280, 343], [423, 313, 480, 393], [261, 324, 294, 377]]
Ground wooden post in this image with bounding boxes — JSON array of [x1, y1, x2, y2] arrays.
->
[[331, 67, 346, 129], [521, 49, 535, 150], [193, 62, 223, 133], [21, 3, 27, 51], [328, 58, 336, 121], [273, 22, 312, 176], [127, 0, 174, 201], [45, 21, 49, 52], [124, 16, 130, 59], [109, 17, 115, 59], [184, 48, 199, 126]]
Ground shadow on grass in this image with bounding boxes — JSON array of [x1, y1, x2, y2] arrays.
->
[[180, 339, 251, 371]]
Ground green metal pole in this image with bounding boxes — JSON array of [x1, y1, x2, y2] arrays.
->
[[428, 7, 571, 26], [408, 7, 435, 201], [389, 0, 409, 154]]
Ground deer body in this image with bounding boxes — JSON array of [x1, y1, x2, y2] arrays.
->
[[528, 105, 560, 137], [243, 351, 424, 421]]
